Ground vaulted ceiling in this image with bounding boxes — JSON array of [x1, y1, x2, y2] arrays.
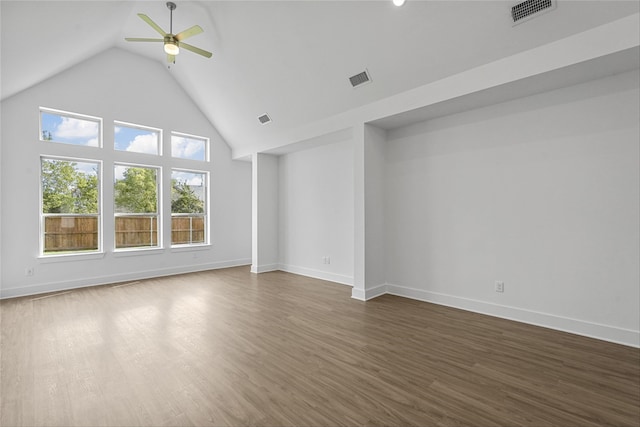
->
[[2, 1, 639, 158]]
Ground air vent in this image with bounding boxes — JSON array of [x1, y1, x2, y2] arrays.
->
[[511, 0, 555, 25], [349, 70, 371, 88], [258, 113, 272, 125]]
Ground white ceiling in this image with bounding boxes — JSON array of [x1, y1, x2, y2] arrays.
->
[[2, 1, 639, 157]]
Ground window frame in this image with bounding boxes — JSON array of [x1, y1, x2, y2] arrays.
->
[[39, 155, 103, 258], [114, 120, 163, 156], [170, 131, 210, 162], [170, 168, 210, 247], [39, 107, 103, 148], [113, 162, 163, 252], [37, 107, 214, 259]]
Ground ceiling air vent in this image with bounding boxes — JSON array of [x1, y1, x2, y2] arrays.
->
[[258, 113, 272, 125], [349, 70, 371, 88], [511, 0, 555, 25]]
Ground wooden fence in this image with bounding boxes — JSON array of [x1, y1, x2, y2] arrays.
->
[[115, 216, 158, 249], [43, 215, 205, 253], [171, 216, 205, 245], [44, 216, 98, 252]]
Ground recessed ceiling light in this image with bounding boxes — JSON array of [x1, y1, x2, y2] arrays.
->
[[393, 0, 406, 6]]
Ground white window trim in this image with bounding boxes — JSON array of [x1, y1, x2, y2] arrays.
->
[[39, 107, 103, 148], [39, 155, 104, 257], [170, 168, 210, 247], [113, 162, 163, 252], [114, 120, 163, 156], [37, 107, 214, 260], [171, 131, 210, 162]]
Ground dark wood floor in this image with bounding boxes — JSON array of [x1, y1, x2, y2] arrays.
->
[[1, 266, 639, 426]]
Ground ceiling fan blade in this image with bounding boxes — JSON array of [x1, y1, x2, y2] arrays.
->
[[167, 54, 176, 64], [138, 13, 166, 36], [175, 25, 203, 41], [125, 38, 164, 42], [180, 42, 212, 58]]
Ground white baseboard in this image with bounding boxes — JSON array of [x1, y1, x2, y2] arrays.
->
[[351, 283, 386, 301], [250, 263, 279, 274], [384, 283, 639, 348], [278, 264, 353, 286], [0, 258, 252, 299], [352, 282, 639, 348], [351, 288, 366, 301]]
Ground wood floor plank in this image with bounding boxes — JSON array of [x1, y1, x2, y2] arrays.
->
[[1, 266, 639, 426]]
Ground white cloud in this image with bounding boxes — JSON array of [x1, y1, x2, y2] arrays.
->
[[185, 175, 204, 186], [114, 165, 126, 181], [86, 138, 99, 147], [172, 137, 204, 159], [54, 117, 99, 139], [173, 171, 204, 186], [75, 161, 98, 176], [126, 134, 158, 154]]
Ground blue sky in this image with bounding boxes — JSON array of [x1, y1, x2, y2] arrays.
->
[[172, 170, 205, 188], [171, 135, 206, 161], [41, 112, 99, 147], [42, 111, 207, 161], [115, 124, 159, 154]]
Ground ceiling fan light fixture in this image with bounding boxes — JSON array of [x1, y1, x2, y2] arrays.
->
[[164, 41, 179, 55]]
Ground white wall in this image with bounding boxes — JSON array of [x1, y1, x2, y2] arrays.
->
[[352, 123, 387, 300], [0, 48, 252, 298], [252, 153, 279, 273], [384, 70, 639, 346], [278, 138, 354, 285], [363, 124, 387, 293]]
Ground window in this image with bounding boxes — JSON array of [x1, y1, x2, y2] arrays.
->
[[114, 121, 161, 155], [41, 157, 101, 255], [171, 170, 207, 246], [40, 108, 101, 147], [114, 165, 160, 250], [38, 107, 211, 256], [171, 132, 208, 161]]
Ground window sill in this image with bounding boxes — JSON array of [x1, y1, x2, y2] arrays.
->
[[171, 244, 211, 253], [38, 252, 106, 263], [112, 247, 165, 257]]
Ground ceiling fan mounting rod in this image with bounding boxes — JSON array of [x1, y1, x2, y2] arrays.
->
[[166, 2, 176, 34]]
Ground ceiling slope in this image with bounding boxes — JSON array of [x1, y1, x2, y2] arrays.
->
[[2, 1, 639, 157]]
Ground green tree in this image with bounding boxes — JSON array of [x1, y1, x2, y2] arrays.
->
[[171, 179, 204, 213], [41, 160, 98, 213], [114, 167, 157, 213]]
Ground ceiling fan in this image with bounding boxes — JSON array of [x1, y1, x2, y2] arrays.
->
[[125, 1, 212, 63]]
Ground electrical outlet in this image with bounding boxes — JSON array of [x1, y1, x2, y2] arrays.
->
[[495, 281, 504, 293], [326, 256, 330, 265], [25, 267, 34, 277]]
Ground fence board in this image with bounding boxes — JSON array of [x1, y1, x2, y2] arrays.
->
[[43, 215, 205, 252], [44, 216, 98, 252], [115, 216, 158, 248]]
